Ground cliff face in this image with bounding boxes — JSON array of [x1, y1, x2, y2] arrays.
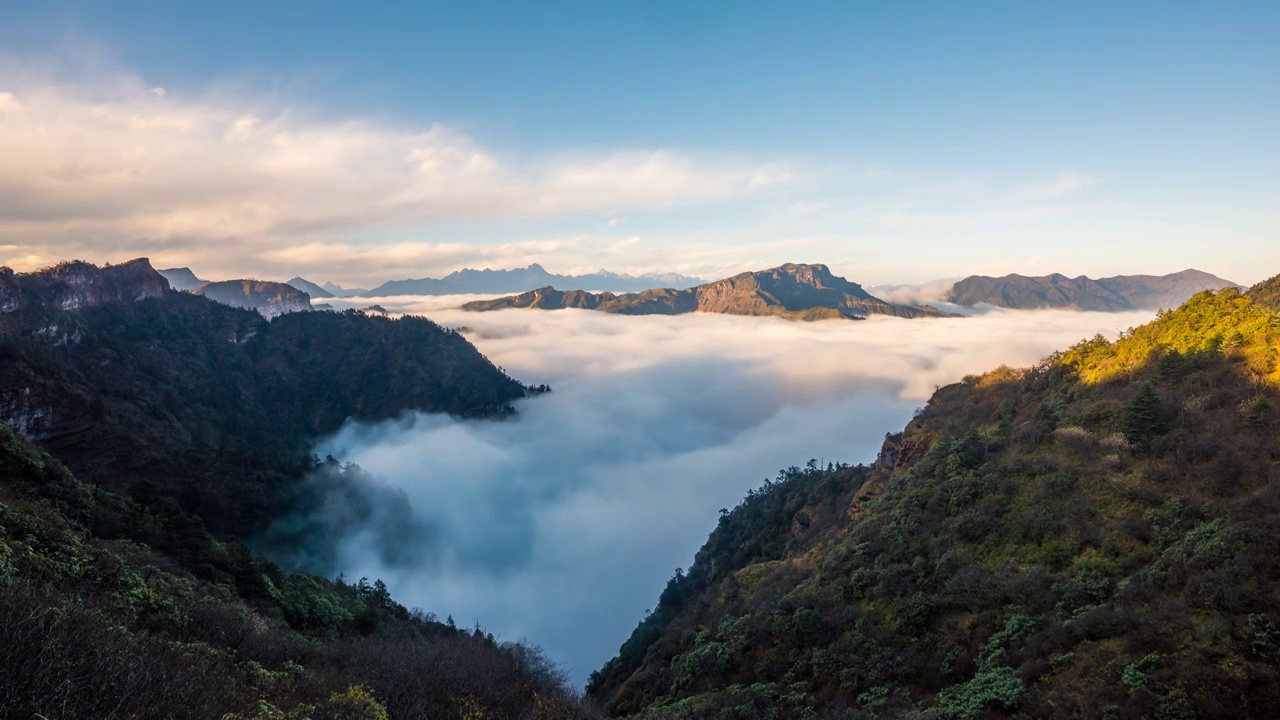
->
[[0, 267, 24, 314], [0, 258, 169, 316], [0, 258, 173, 451], [192, 280, 313, 318]]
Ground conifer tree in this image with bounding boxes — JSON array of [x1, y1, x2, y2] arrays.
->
[[1122, 382, 1169, 448]]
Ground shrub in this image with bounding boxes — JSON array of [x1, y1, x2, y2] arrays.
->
[[323, 685, 389, 720]]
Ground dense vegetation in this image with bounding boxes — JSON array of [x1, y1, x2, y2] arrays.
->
[[0, 424, 589, 718], [1248, 274, 1280, 313], [590, 281, 1280, 718], [0, 261, 531, 537]]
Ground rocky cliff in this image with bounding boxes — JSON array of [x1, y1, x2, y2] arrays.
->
[[0, 258, 169, 317]]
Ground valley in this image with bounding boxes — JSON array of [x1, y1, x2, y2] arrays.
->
[[4, 6, 1278, 716]]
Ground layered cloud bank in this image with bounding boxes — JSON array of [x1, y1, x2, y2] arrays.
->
[[274, 303, 1154, 684]]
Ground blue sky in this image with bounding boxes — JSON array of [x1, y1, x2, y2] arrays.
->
[[1, 1, 1277, 284]]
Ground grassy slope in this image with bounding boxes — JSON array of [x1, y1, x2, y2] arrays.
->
[[590, 282, 1280, 719]]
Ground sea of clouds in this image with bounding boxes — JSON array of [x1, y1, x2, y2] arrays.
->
[[275, 299, 1154, 684]]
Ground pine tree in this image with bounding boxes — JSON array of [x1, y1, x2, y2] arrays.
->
[[1122, 382, 1169, 449]]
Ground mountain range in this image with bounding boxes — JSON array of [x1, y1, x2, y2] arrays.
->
[[945, 269, 1237, 311], [164, 264, 1238, 318], [296, 264, 706, 298], [463, 263, 952, 321]]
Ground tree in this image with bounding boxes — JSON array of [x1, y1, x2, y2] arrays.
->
[[1122, 382, 1169, 450]]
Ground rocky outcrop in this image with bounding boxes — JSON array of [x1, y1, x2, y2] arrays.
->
[[0, 267, 25, 314], [0, 388, 56, 441], [192, 280, 313, 319]]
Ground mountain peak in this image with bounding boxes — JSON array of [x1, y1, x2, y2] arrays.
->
[[769, 262, 837, 285], [286, 276, 334, 299], [157, 266, 209, 291]]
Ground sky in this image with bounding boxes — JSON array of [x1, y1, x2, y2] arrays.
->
[[1, 1, 1277, 285], [266, 299, 1155, 684]]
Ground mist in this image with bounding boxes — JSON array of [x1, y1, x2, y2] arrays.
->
[[270, 300, 1154, 684]]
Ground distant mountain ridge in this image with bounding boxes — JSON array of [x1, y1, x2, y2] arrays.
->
[[347, 263, 706, 297], [286, 276, 334, 298], [946, 269, 1237, 311], [464, 263, 951, 321], [157, 266, 208, 291]]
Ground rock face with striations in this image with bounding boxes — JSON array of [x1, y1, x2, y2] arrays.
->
[[465, 263, 950, 321], [193, 280, 313, 319]]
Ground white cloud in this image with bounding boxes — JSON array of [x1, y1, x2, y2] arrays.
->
[[0, 67, 788, 277], [276, 302, 1155, 685]]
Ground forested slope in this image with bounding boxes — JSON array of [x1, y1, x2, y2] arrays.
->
[[590, 281, 1280, 719], [0, 259, 586, 717], [0, 259, 531, 537]]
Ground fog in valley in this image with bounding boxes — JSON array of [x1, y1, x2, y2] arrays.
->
[[269, 300, 1154, 683]]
